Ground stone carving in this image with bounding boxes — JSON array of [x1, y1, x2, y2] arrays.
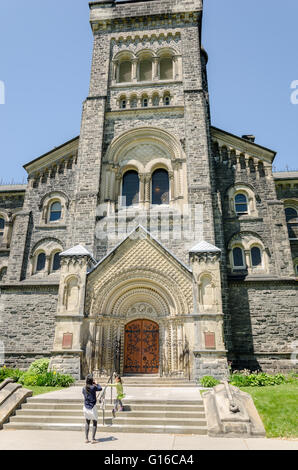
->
[[63, 277, 80, 312], [198, 274, 215, 312]]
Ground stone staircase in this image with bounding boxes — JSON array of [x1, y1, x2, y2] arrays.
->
[[74, 376, 197, 388], [4, 398, 207, 435], [3, 376, 207, 435]]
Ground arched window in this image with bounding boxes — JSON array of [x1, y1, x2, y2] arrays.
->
[[251, 247, 262, 267], [160, 57, 173, 80], [152, 169, 169, 205], [122, 171, 139, 207], [139, 59, 152, 82], [52, 252, 61, 272], [285, 207, 297, 222], [235, 194, 248, 215], [120, 98, 127, 109], [163, 94, 171, 106], [232, 247, 245, 268], [49, 202, 62, 222], [119, 61, 132, 83], [0, 267, 7, 281], [0, 218, 4, 239], [142, 96, 149, 108], [36, 253, 46, 272], [285, 207, 298, 239]]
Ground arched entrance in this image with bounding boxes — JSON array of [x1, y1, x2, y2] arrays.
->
[[124, 319, 159, 374]]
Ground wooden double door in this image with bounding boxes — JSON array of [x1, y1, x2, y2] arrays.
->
[[124, 319, 159, 374]]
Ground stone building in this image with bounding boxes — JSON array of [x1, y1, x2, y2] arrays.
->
[[0, 0, 297, 380]]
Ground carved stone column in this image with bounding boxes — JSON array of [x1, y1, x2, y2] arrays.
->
[[139, 173, 146, 208], [153, 58, 159, 80], [144, 173, 151, 209], [132, 59, 138, 82]]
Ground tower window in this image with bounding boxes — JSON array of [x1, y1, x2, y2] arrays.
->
[[152, 169, 169, 205], [119, 61, 132, 83], [285, 207, 298, 239], [0, 217, 4, 239], [164, 95, 171, 106], [251, 247, 262, 267], [36, 253, 46, 272], [0, 267, 7, 281], [122, 171, 139, 207], [160, 57, 173, 80], [235, 194, 248, 215], [120, 99, 127, 109], [285, 207, 297, 222], [139, 60, 152, 82], [49, 202, 62, 222], [52, 252, 61, 271], [232, 247, 245, 268], [142, 97, 148, 108]]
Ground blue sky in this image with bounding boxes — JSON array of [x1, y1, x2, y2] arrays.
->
[[0, 0, 297, 183]]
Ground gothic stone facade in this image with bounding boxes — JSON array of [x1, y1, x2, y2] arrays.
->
[[0, 0, 297, 380]]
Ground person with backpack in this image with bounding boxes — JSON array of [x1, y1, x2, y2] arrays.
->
[[82, 374, 102, 444]]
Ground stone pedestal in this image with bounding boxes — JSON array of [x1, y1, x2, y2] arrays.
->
[[203, 382, 266, 437]]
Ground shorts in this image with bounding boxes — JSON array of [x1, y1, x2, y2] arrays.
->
[[83, 405, 98, 421]]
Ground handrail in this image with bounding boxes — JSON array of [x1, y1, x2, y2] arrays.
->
[[99, 372, 115, 426]]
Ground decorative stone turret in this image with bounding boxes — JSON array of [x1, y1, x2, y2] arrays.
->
[[49, 245, 96, 380], [189, 241, 229, 380]]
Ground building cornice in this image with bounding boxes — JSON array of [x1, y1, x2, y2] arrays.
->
[[23, 136, 79, 176], [211, 126, 276, 164]]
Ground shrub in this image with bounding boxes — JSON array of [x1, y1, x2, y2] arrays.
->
[[19, 370, 74, 387], [200, 376, 220, 388], [19, 373, 39, 387], [28, 358, 50, 375], [229, 371, 290, 387], [0, 367, 24, 383]]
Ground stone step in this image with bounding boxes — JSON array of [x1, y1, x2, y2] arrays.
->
[[3, 422, 208, 435], [22, 403, 205, 412], [16, 409, 206, 419], [26, 398, 203, 405], [9, 415, 207, 427], [75, 382, 197, 388]]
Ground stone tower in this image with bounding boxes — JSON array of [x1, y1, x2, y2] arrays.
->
[[70, 0, 215, 262]]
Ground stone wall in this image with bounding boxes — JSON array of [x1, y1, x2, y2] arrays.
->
[[0, 286, 58, 370], [228, 281, 298, 373]]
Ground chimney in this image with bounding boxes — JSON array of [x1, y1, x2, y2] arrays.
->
[[242, 135, 255, 143]]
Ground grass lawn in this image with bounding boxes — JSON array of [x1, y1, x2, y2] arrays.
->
[[240, 383, 298, 439], [25, 386, 64, 396]]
